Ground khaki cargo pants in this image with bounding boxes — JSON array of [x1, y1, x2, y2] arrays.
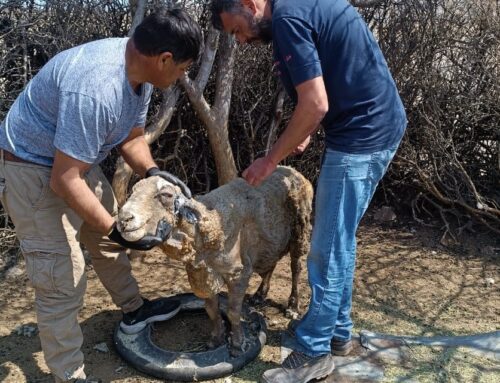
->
[[0, 156, 143, 382]]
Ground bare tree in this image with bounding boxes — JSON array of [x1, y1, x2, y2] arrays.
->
[[112, 0, 184, 205], [1, 0, 498, 238], [181, 31, 238, 185]]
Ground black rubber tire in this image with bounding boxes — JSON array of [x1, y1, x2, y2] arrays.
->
[[113, 293, 267, 382]]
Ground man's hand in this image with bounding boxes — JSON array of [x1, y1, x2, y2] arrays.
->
[[291, 135, 311, 155], [108, 219, 172, 250], [242, 156, 277, 187], [146, 167, 192, 199]]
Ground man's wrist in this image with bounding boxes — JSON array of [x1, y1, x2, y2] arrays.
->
[[264, 148, 282, 166], [107, 222, 117, 236], [266, 152, 280, 167], [145, 166, 160, 178]]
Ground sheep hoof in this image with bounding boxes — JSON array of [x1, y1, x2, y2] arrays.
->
[[114, 293, 268, 381], [230, 339, 249, 357], [248, 293, 265, 307], [208, 336, 225, 349], [285, 308, 299, 320]]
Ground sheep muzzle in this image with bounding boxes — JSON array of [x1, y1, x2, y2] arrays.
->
[[117, 176, 181, 242]]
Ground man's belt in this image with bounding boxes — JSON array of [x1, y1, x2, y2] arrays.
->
[[1, 149, 39, 165]]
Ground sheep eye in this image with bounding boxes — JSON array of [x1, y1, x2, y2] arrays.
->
[[156, 190, 174, 204], [160, 191, 173, 198]]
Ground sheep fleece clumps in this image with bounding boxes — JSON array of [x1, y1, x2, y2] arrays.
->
[[118, 166, 313, 353]]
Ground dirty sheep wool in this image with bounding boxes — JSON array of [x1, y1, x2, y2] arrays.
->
[[118, 166, 313, 354]]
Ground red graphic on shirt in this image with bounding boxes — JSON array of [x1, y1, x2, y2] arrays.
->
[[273, 60, 281, 77]]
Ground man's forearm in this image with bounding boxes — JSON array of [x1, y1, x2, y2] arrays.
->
[[51, 175, 115, 234], [119, 134, 156, 178], [268, 103, 323, 165], [268, 76, 328, 165], [242, 76, 328, 187]]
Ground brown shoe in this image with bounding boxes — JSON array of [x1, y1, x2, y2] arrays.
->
[[288, 320, 353, 356], [331, 338, 353, 356], [261, 351, 335, 383]]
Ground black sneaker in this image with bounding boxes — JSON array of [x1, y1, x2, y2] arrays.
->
[[120, 298, 181, 334], [261, 351, 334, 383]]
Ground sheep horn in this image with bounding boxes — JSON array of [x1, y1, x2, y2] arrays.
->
[[174, 195, 199, 224]]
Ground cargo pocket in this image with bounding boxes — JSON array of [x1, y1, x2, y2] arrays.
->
[[51, 251, 85, 297], [24, 252, 58, 293], [23, 250, 85, 297]]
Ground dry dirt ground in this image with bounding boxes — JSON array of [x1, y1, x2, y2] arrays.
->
[[0, 214, 499, 383]]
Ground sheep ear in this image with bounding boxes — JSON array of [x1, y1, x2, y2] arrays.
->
[[179, 205, 199, 224], [174, 196, 200, 224]]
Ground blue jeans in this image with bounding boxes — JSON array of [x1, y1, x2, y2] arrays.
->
[[293, 143, 400, 356]]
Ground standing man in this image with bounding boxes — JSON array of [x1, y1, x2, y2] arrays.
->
[[211, 0, 406, 382], [0, 8, 202, 383]]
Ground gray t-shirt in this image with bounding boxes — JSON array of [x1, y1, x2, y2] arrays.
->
[[0, 37, 153, 166]]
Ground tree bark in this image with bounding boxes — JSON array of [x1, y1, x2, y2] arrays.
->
[[266, 87, 286, 153], [180, 30, 238, 186], [112, 86, 182, 206], [128, 0, 146, 36]]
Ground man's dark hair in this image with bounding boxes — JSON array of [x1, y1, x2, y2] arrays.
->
[[133, 7, 202, 63], [210, 0, 243, 31]]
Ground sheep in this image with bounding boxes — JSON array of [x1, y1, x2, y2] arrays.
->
[[117, 166, 313, 354]]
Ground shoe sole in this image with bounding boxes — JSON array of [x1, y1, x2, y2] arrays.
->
[[332, 343, 353, 356], [119, 305, 181, 335], [260, 361, 335, 383], [312, 363, 336, 382]]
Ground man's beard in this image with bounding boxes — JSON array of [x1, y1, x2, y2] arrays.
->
[[249, 16, 273, 44]]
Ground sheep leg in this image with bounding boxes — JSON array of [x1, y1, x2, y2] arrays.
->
[[249, 266, 276, 306], [286, 254, 302, 319], [227, 276, 251, 356], [204, 295, 225, 348]]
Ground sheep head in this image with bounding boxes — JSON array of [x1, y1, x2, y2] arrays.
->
[[117, 176, 199, 242]]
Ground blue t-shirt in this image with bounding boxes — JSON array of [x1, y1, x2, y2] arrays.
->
[[0, 37, 153, 166], [272, 0, 406, 153]]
